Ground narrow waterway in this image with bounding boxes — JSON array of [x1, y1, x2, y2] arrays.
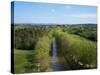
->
[[52, 38, 61, 71]]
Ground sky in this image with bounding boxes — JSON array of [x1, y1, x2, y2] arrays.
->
[[12, 1, 97, 24]]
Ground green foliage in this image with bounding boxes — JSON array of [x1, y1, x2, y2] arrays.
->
[[66, 26, 82, 34], [34, 36, 52, 71], [24, 52, 41, 72], [15, 27, 37, 50], [14, 24, 97, 73], [14, 25, 53, 73], [79, 30, 97, 41], [55, 29, 97, 69], [63, 24, 97, 41], [14, 26, 51, 50], [35, 36, 51, 58]]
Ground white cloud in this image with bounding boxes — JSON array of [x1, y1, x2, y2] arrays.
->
[[71, 13, 97, 18]]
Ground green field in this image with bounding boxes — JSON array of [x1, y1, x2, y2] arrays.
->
[[14, 49, 33, 73]]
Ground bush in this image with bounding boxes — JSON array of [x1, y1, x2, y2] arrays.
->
[[34, 36, 51, 71], [35, 36, 51, 58], [14, 27, 37, 50]]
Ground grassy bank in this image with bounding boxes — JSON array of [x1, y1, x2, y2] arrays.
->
[[34, 36, 52, 72], [55, 28, 97, 69]]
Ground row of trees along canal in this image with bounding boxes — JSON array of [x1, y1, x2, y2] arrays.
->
[[14, 24, 97, 73]]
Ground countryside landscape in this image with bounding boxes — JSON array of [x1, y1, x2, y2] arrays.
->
[[11, 1, 97, 74]]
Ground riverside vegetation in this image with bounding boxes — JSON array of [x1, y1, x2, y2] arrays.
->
[[13, 24, 97, 73]]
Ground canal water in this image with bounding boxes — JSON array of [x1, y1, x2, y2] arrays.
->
[[52, 38, 61, 71]]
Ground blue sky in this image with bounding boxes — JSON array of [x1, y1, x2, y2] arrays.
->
[[13, 1, 97, 24]]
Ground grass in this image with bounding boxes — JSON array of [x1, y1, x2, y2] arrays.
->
[[14, 36, 52, 73], [14, 49, 33, 73], [14, 26, 97, 73]]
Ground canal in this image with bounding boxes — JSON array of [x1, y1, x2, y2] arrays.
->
[[51, 38, 61, 71]]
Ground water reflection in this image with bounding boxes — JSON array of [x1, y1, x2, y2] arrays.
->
[[52, 38, 61, 71]]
